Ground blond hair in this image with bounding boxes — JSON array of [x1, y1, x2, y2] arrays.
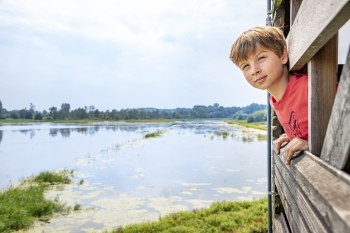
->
[[230, 26, 286, 66]]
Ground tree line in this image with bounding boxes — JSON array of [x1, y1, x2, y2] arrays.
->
[[0, 100, 267, 122]]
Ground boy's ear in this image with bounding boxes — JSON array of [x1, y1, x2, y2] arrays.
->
[[282, 46, 288, 64]]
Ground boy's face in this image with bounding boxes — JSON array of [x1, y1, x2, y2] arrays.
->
[[238, 47, 288, 92]]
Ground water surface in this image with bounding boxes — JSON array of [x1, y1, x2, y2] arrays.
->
[[0, 121, 267, 233]]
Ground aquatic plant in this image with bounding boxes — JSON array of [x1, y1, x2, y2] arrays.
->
[[257, 134, 268, 141], [34, 169, 73, 184], [107, 198, 268, 233], [144, 130, 167, 138]]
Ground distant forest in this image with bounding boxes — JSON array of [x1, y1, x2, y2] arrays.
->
[[0, 100, 267, 122]]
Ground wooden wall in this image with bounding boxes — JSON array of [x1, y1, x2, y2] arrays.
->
[[271, 0, 350, 232]]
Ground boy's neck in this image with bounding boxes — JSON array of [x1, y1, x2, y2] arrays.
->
[[268, 67, 292, 102]]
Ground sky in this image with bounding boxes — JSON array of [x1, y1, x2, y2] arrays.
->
[[0, 0, 349, 112]]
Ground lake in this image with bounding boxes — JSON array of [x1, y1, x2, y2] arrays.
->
[[0, 120, 267, 233]]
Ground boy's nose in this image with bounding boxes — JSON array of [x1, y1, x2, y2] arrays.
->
[[251, 64, 261, 75]]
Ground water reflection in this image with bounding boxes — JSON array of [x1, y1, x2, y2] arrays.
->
[[12, 123, 178, 139]]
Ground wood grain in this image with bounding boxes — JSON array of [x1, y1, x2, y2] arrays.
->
[[290, 0, 303, 26], [321, 49, 350, 172], [272, 141, 350, 232], [274, 151, 330, 233], [287, 0, 350, 71], [308, 34, 338, 156], [273, 213, 291, 233], [274, 171, 311, 233]]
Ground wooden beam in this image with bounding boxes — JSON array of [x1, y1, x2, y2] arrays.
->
[[290, 0, 303, 26], [273, 213, 290, 233], [287, 0, 350, 71], [272, 142, 350, 232], [274, 171, 311, 233], [274, 152, 330, 233], [321, 49, 350, 171], [308, 34, 338, 156]]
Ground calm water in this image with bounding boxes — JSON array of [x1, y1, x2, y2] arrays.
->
[[0, 121, 267, 233]]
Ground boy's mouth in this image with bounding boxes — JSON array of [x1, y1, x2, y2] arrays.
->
[[255, 76, 266, 83]]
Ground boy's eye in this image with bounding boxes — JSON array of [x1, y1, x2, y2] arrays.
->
[[258, 56, 265, 61], [242, 64, 248, 70]]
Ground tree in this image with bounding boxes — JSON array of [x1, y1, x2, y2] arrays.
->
[[25, 111, 33, 119], [29, 103, 35, 114], [10, 111, 19, 119], [34, 113, 43, 120], [0, 100, 2, 118], [49, 107, 58, 119], [61, 103, 70, 115]]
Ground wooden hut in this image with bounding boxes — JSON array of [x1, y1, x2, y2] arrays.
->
[[270, 0, 350, 232]]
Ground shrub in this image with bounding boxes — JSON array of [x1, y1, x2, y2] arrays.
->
[[34, 113, 43, 120], [10, 112, 19, 119]]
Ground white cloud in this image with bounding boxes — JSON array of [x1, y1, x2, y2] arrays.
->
[[0, 0, 268, 110]]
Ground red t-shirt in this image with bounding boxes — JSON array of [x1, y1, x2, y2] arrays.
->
[[270, 74, 308, 141]]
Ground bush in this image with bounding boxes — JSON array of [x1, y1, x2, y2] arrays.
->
[[10, 112, 19, 119], [25, 112, 33, 119], [246, 110, 267, 123], [34, 113, 43, 120]]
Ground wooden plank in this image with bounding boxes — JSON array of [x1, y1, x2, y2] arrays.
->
[[308, 34, 338, 156], [272, 116, 281, 127], [321, 49, 350, 172], [290, 0, 303, 26], [274, 213, 291, 233], [287, 0, 350, 71], [272, 126, 283, 139], [274, 152, 330, 233], [274, 171, 311, 233], [272, 142, 350, 232]]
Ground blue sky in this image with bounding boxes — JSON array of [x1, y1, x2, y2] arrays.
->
[[0, 0, 349, 112]]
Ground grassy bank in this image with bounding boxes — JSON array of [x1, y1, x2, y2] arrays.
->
[[222, 120, 267, 131], [108, 198, 267, 233], [0, 170, 79, 233]]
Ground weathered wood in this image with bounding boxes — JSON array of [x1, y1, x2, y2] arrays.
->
[[274, 151, 330, 233], [290, 0, 303, 26], [272, 126, 283, 139], [274, 171, 311, 233], [287, 0, 350, 71], [321, 49, 350, 172], [274, 213, 291, 233], [272, 141, 350, 232], [272, 116, 281, 127], [308, 34, 338, 156]]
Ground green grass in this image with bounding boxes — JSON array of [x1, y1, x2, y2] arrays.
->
[[107, 198, 268, 233], [144, 129, 167, 138], [0, 170, 78, 233], [222, 120, 267, 131], [34, 170, 72, 184]]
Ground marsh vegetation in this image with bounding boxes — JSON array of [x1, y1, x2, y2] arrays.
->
[[0, 170, 82, 233]]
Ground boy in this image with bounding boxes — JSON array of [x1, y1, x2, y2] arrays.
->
[[229, 26, 308, 165]]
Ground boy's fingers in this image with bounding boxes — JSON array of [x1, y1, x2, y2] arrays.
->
[[276, 137, 289, 154]]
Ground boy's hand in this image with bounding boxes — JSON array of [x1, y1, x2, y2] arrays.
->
[[283, 138, 309, 165], [275, 133, 290, 155]]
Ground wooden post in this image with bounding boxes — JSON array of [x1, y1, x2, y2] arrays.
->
[[290, 0, 303, 26], [308, 34, 338, 156], [321, 49, 350, 172]]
